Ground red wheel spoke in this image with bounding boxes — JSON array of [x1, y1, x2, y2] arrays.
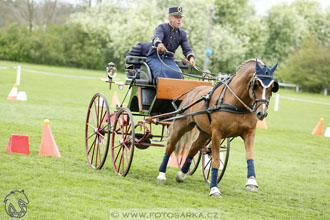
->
[[204, 157, 211, 169], [90, 109, 97, 129], [87, 123, 97, 131], [100, 110, 107, 124], [125, 146, 129, 168], [86, 130, 97, 141], [93, 101, 99, 128], [98, 137, 102, 164], [95, 137, 100, 167], [88, 137, 97, 155], [125, 121, 132, 136], [121, 149, 125, 175], [117, 147, 123, 172], [119, 115, 125, 139], [113, 143, 122, 149], [123, 142, 131, 151], [99, 98, 104, 124], [97, 97, 100, 127], [207, 163, 211, 180], [91, 137, 97, 165], [114, 145, 123, 165], [220, 158, 224, 166]]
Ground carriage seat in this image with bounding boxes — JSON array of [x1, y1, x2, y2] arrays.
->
[[125, 56, 190, 86], [125, 56, 190, 69]]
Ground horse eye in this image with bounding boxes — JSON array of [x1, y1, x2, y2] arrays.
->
[[254, 83, 258, 89]]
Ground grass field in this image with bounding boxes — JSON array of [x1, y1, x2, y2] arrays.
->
[[1, 60, 330, 220]]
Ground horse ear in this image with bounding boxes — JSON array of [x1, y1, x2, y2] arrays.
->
[[255, 59, 262, 72], [270, 62, 278, 74], [272, 81, 279, 93]]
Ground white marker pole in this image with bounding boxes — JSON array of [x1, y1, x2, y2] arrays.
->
[[16, 65, 21, 86], [274, 94, 279, 112]]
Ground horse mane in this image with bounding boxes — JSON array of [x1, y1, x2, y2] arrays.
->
[[235, 58, 265, 74]]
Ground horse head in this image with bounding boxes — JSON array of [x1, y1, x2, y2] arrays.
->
[[249, 59, 279, 120]]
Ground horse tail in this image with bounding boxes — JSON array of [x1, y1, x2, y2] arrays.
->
[[166, 123, 199, 155]]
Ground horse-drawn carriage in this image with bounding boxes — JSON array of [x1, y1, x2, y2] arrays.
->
[[85, 55, 231, 184], [85, 53, 279, 197]]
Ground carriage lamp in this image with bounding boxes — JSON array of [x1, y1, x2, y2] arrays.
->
[[106, 62, 117, 79]]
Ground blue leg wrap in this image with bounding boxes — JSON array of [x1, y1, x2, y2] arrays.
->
[[159, 153, 170, 173], [247, 159, 256, 178], [210, 168, 218, 188], [181, 155, 193, 174]]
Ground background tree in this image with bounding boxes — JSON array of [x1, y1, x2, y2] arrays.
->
[[39, 0, 58, 32], [279, 36, 330, 93], [263, 3, 306, 65], [214, 0, 255, 28], [16, 0, 39, 32], [0, 0, 329, 93]]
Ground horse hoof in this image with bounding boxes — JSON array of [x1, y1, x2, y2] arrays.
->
[[246, 185, 258, 193], [157, 172, 166, 184], [175, 171, 186, 183], [210, 192, 222, 198], [245, 177, 258, 193], [209, 187, 222, 198]]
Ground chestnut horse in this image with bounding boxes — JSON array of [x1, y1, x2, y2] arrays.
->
[[156, 59, 279, 198]]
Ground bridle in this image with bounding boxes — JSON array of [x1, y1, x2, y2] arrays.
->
[[248, 74, 276, 112]]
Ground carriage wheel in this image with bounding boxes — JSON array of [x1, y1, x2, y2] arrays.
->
[[202, 138, 230, 183], [176, 150, 202, 175], [111, 107, 135, 176], [85, 93, 112, 169]]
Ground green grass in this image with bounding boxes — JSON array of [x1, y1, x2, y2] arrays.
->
[[1, 60, 330, 219]]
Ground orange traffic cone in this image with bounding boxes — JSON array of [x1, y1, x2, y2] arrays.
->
[[104, 112, 115, 124], [39, 119, 61, 157], [111, 91, 120, 108], [6, 134, 30, 155], [8, 84, 18, 100], [256, 119, 268, 129], [168, 149, 188, 168], [312, 118, 324, 136]]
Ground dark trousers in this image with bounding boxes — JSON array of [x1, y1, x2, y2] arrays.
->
[[146, 55, 183, 84]]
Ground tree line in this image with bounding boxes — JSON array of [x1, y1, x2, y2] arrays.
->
[[0, 0, 329, 93]]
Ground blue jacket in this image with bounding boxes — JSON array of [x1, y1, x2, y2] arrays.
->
[[147, 23, 194, 59], [127, 42, 152, 57]]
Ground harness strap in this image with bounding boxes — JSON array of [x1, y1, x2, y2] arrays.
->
[[223, 83, 254, 113], [207, 103, 252, 114], [215, 76, 234, 106], [159, 102, 252, 123], [203, 80, 227, 123]]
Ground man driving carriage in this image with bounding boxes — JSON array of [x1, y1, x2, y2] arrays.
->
[[146, 7, 196, 83]]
